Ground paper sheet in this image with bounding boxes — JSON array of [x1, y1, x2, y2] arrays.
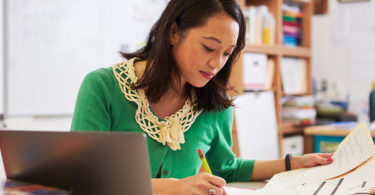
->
[[263, 157, 375, 195], [261, 123, 375, 194], [225, 158, 375, 194], [300, 122, 375, 182]]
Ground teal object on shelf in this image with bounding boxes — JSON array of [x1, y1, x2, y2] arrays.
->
[[370, 82, 375, 122], [314, 135, 375, 153]]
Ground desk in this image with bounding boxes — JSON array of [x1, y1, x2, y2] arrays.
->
[[304, 125, 375, 153], [1, 179, 265, 195]]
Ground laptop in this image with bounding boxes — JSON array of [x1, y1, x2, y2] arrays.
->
[[0, 130, 153, 195]]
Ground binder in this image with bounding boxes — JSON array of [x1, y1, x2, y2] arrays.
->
[[233, 91, 279, 160], [243, 53, 268, 90]]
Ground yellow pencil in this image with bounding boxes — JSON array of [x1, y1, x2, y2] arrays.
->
[[197, 149, 212, 174]]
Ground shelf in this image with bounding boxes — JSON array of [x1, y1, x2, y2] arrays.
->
[[286, 0, 312, 5], [282, 92, 310, 96], [279, 121, 305, 135], [243, 44, 279, 56], [243, 45, 311, 58], [281, 46, 311, 58]]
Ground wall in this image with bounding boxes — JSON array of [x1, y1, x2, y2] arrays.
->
[[312, 0, 375, 122]]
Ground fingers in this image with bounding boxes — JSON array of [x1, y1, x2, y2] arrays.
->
[[198, 172, 226, 186], [209, 177, 226, 195], [317, 153, 333, 164], [301, 153, 334, 168], [318, 153, 333, 158], [206, 185, 224, 195], [312, 153, 333, 165], [208, 174, 226, 187], [198, 173, 226, 195]]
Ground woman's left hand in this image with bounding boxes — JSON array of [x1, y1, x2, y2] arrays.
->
[[292, 153, 333, 170]]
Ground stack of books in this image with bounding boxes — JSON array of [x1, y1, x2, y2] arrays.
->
[[282, 96, 317, 125], [282, 2, 303, 47]]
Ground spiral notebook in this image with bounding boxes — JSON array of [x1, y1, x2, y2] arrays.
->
[[224, 182, 267, 195], [224, 186, 259, 195]]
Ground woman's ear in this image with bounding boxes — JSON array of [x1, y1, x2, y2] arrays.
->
[[169, 22, 180, 45]]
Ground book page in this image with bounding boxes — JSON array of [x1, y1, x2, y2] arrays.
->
[[263, 157, 375, 195], [262, 122, 375, 194], [300, 122, 375, 182], [331, 157, 375, 194]]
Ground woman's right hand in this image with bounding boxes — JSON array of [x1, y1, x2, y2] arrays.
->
[[176, 172, 226, 195]]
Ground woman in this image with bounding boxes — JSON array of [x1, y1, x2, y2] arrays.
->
[[71, 0, 332, 194]]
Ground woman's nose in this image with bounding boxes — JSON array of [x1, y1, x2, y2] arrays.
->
[[208, 54, 223, 69]]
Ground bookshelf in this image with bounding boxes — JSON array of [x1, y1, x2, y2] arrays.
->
[[231, 0, 313, 157]]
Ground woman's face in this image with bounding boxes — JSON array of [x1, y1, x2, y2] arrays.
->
[[170, 12, 239, 88]]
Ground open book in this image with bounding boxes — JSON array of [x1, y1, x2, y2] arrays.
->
[[225, 122, 375, 194]]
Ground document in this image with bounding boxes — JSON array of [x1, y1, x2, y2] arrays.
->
[[225, 123, 375, 195], [262, 122, 375, 194], [262, 157, 375, 195]]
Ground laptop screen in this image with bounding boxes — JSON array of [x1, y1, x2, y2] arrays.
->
[[0, 130, 153, 195]]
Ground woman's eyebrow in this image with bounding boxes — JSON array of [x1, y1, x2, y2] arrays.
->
[[201, 36, 236, 47], [201, 36, 222, 44]]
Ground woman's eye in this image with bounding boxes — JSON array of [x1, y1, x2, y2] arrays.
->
[[203, 45, 215, 52], [224, 52, 231, 57]]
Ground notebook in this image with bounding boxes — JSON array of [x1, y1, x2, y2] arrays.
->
[[0, 130, 153, 195], [224, 185, 261, 195]]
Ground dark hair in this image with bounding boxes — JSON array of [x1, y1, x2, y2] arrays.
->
[[121, 0, 246, 112]]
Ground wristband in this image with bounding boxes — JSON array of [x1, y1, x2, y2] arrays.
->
[[285, 153, 292, 171]]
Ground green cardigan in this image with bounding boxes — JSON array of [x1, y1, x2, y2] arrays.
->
[[71, 64, 255, 182]]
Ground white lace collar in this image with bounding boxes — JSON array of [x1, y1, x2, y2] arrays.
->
[[112, 58, 202, 150]]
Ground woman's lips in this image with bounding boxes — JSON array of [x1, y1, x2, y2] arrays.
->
[[200, 71, 214, 80]]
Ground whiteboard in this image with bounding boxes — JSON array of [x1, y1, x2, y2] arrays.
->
[[5, 0, 167, 116], [0, 0, 4, 115]]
